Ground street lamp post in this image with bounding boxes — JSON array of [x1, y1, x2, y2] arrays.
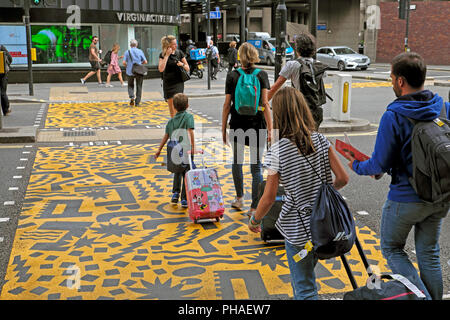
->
[[274, 0, 287, 81], [206, 0, 211, 90], [309, 0, 318, 39]]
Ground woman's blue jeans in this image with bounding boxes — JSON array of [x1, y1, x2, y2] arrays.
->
[[284, 240, 319, 300], [380, 199, 449, 300], [231, 136, 265, 209]]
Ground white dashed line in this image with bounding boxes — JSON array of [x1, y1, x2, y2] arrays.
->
[[3, 201, 15, 206], [13, 176, 23, 179], [0, 218, 10, 223], [8, 187, 19, 191], [20, 158, 28, 161], [357, 211, 369, 215], [16, 166, 25, 170]]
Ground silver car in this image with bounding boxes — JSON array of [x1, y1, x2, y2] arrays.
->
[[316, 46, 371, 71]]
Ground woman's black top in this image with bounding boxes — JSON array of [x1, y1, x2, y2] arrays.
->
[[159, 49, 185, 86]]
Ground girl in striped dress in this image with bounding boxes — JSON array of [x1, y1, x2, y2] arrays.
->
[[248, 86, 349, 300]]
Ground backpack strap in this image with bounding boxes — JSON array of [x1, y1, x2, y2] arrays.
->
[[236, 68, 245, 76]]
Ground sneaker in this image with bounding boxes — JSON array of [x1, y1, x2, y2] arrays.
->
[[130, 98, 135, 106], [5, 109, 11, 116], [181, 200, 188, 208], [105, 84, 113, 88], [171, 193, 179, 204], [121, 83, 128, 87], [231, 197, 244, 210], [80, 78, 86, 85]]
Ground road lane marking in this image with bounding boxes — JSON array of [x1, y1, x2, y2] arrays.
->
[[357, 211, 369, 215], [0, 218, 10, 222]]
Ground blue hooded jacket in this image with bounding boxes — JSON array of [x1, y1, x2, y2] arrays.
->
[[352, 90, 450, 202]]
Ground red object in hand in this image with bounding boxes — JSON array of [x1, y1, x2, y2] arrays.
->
[[335, 139, 370, 162]]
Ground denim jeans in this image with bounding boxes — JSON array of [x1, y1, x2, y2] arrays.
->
[[231, 139, 264, 209], [285, 240, 319, 300], [380, 199, 449, 300]]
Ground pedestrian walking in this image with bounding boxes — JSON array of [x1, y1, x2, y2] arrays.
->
[[123, 39, 147, 107], [159, 35, 189, 118], [248, 86, 349, 300], [222, 42, 272, 217], [209, 40, 220, 80], [0, 44, 13, 116], [105, 43, 126, 87], [346, 52, 450, 300], [80, 36, 103, 85], [268, 32, 327, 129], [227, 41, 238, 74], [154, 93, 196, 208]]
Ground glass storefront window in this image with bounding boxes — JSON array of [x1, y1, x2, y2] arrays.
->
[[98, 24, 130, 63], [134, 25, 178, 66]]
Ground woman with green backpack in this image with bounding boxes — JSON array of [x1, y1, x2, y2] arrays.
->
[[221, 42, 272, 217]]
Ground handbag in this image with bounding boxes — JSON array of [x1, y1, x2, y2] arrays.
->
[[179, 63, 191, 82], [128, 50, 148, 76], [300, 136, 356, 260]]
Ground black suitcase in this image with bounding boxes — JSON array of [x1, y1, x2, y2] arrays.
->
[[257, 181, 285, 243], [341, 237, 426, 300]]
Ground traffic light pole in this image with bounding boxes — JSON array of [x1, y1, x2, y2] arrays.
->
[[206, 0, 211, 90], [274, 0, 286, 81], [24, 1, 34, 96], [240, 0, 247, 44]]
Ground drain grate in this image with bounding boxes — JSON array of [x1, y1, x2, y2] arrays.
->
[[63, 131, 96, 137]]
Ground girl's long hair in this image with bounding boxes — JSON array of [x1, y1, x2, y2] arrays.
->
[[112, 43, 120, 53], [272, 87, 317, 155], [161, 35, 176, 56]]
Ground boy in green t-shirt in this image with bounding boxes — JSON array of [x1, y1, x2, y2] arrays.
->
[[154, 93, 195, 208]]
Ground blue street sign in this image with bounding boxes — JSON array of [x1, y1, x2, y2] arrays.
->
[[209, 11, 221, 19]]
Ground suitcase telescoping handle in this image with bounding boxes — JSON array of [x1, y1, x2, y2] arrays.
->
[[187, 149, 205, 170], [340, 236, 371, 290]]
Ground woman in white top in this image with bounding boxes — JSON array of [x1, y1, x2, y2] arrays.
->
[[248, 86, 349, 300]]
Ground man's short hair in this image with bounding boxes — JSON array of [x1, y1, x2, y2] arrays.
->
[[391, 52, 426, 88], [295, 32, 316, 58], [173, 93, 189, 112], [130, 39, 138, 47], [92, 36, 98, 40]]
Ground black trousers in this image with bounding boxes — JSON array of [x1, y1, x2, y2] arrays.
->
[[127, 74, 144, 105], [0, 74, 9, 115], [211, 58, 219, 78]]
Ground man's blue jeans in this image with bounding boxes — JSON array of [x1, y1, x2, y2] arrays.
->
[[284, 240, 319, 300], [380, 200, 449, 300]]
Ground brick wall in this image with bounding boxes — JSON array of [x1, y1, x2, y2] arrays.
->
[[377, 1, 450, 65]]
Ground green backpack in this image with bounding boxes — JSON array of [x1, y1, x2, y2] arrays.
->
[[234, 68, 261, 115]]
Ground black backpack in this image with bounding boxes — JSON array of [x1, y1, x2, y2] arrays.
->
[[406, 103, 450, 204], [103, 50, 112, 65], [297, 58, 328, 109]]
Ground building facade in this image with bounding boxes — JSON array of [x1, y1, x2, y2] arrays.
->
[[0, 0, 181, 68]]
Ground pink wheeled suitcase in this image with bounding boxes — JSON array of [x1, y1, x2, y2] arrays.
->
[[185, 150, 225, 223]]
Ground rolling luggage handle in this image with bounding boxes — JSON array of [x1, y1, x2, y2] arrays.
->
[[340, 236, 371, 290], [187, 149, 205, 170]]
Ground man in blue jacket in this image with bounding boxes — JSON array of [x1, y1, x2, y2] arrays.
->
[[347, 52, 450, 300]]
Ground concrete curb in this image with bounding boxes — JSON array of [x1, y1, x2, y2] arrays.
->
[[318, 117, 372, 133], [0, 126, 37, 143]]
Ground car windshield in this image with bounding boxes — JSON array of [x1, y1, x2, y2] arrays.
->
[[333, 47, 356, 55], [268, 39, 289, 49]]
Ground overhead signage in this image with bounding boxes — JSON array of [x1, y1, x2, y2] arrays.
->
[[116, 12, 181, 24], [209, 11, 221, 19]]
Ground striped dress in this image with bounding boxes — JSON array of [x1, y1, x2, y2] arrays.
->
[[263, 133, 332, 247]]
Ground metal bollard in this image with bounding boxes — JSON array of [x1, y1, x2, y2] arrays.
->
[[330, 73, 352, 122]]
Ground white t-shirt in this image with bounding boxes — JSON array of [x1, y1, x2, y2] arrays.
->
[[279, 57, 327, 90], [263, 133, 332, 247]]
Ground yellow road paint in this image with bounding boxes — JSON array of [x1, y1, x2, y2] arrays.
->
[[45, 101, 210, 129], [1, 142, 391, 300]]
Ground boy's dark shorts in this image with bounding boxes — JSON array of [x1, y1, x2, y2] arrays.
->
[[89, 60, 101, 71]]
